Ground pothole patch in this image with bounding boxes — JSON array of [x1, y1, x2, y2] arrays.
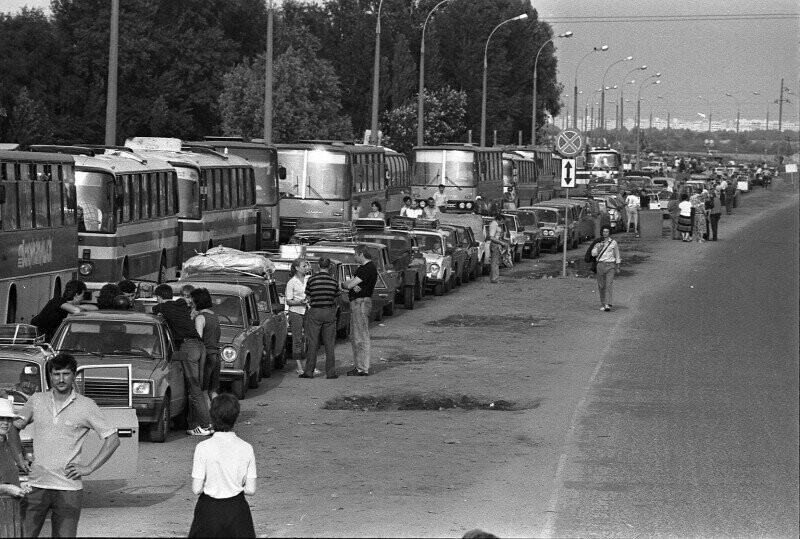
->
[[425, 314, 554, 330], [324, 393, 540, 412]]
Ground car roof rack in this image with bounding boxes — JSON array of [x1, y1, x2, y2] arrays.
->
[[354, 218, 387, 231]]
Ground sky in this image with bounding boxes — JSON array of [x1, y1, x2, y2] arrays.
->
[[3, 0, 798, 125]]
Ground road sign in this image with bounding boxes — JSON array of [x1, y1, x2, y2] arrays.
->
[[555, 129, 584, 158], [561, 159, 576, 188]]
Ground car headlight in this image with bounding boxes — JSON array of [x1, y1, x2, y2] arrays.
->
[[428, 263, 440, 273], [132, 381, 152, 395], [221, 346, 238, 363], [466, 202, 473, 209], [78, 262, 93, 276], [458, 202, 465, 209]]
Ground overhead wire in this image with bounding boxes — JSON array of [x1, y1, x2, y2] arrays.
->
[[544, 13, 799, 24]]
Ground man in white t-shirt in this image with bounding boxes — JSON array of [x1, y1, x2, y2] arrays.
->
[[625, 190, 641, 233], [432, 184, 447, 212]]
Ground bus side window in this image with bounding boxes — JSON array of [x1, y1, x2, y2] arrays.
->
[[213, 169, 223, 210], [131, 174, 141, 221], [33, 176, 49, 228], [3, 181, 19, 230], [18, 180, 34, 229], [140, 173, 151, 219], [49, 175, 62, 228]]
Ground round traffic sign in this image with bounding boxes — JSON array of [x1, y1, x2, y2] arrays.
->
[[555, 129, 585, 158]]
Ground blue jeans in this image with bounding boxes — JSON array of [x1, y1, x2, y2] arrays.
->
[[303, 307, 337, 377], [182, 339, 210, 428], [596, 261, 617, 305], [490, 243, 501, 282], [21, 487, 83, 538], [349, 298, 371, 373], [287, 311, 305, 361]]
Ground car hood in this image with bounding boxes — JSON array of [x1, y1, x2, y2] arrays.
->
[[219, 325, 245, 344], [70, 353, 162, 379]]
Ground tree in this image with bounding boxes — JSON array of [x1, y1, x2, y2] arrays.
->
[[389, 33, 417, 111], [382, 86, 467, 154], [218, 26, 352, 142], [5, 87, 54, 145]]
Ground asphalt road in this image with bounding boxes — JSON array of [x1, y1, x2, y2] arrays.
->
[[71, 183, 798, 538], [547, 197, 800, 537]]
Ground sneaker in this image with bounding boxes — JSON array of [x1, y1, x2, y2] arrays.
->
[[187, 426, 212, 436], [600, 306, 607, 312], [313, 369, 322, 375], [346, 369, 360, 376]]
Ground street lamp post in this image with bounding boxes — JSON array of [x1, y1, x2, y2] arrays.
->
[[600, 55, 632, 137], [657, 94, 670, 130], [573, 45, 608, 129], [698, 95, 712, 133], [635, 75, 661, 169], [618, 65, 646, 144], [585, 88, 601, 132], [104, 0, 119, 145], [481, 13, 528, 147], [723, 92, 741, 134], [263, 0, 274, 143], [532, 31, 572, 144], [417, 0, 450, 147], [369, 0, 384, 145]]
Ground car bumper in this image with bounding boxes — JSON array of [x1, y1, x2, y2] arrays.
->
[[132, 397, 165, 424], [220, 368, 247, 381]]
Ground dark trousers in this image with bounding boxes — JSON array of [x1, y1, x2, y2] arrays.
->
[[21, 487, 83, 538], [725, 197, 734, 214], [709, 213, 721, 240], [303, 307, 337, 377]]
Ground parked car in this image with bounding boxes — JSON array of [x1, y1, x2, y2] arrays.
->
[[442, 223, 480, 281], [353, 223, 427, 308], [411, 228, 454, 295], [587, 182, 620, 196], [437, 213, 487, 278], [51, 310, 188, 442], [504, 209, 542, 259], [306, 242, 395, 317], [518, 204, 575, 253], [620, 175, 654, 191], [272, 256, 351, 339], [597, 194, 627, 232], [536, 199, 596, 244], [437, 225, 469, 286], [570, 197, 610, 237], [499, 213, 526, 263], [1, 324, 141, 469]]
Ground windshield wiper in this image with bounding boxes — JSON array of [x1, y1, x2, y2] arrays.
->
[[55, 348, 103, 358], [110, 348, 154, 359], [306, 182, 330, 205], [427, 168, 441, 187], [444, 176, 463, 191]]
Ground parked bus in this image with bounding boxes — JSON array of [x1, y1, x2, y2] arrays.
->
[[410, 144, 504, 212], [29, 145, 180, 292], [125, 138, 258, 267], [382, 147, 411, 217], [575, 146, 623, 189], [187, 137, 281, 251], [275, 141, 378, 242], [0, 149, 78, 323]]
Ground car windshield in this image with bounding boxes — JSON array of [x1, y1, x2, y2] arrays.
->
[[503, 216, 517, 231], [54, 321, 162, 358], [532, 208, 564, 225], [0, 359, 43, 403], [417, 234, 444, 254], [211, 295, 244, 327], [356, 234, 409, 261]]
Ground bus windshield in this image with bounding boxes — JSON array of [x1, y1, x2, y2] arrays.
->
[[412, 150, 475, 188], [502, 158, 515, 186], [75, 171, 114, 233], [230, 148, 278, 206], [588, 152, 621, 170], [174, 165, 200, 219], [278, 149, 348, 201]]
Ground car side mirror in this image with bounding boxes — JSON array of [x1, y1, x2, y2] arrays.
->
[[172, 350, 188, 363]]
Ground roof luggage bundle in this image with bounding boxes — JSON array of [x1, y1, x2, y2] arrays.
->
[[182, 246, 275, 276]]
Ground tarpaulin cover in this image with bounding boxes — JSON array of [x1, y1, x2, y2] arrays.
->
[[182, 246, 274, 276]]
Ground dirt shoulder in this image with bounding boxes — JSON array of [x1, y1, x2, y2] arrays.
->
[[77, 182, 798, 538]]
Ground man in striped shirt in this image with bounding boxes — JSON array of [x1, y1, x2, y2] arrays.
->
[[300, 258, 341, 379]]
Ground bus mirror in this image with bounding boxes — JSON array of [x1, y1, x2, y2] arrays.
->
[[0, 185, 5, 204], [278, 166, 287, 180]]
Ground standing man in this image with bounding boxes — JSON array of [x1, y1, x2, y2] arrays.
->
[[624, 189, 641, 233], [301, 258, 340, 379], [342, 246, 377, 376], [153, 284, 211, 436], [724, 179, 736, 215], [488, 213, 508, 284], [667, 194, 681, 240], [11, 353, 120, 537], [707, 189, 722, 241], [432, 184, 447, 213]]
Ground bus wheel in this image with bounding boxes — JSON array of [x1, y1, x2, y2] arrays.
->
[[403, 286, 414, 310], [158, 257, 167, 283], [5, 285, 17, 323]]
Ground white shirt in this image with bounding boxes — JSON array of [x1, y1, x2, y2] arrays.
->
[[678, 200, 692, 217], [192, 432, 256, 499], [433, 192, 447, 207], [625, 194, 640, 209], [405, 207, 424, 218], [285, 274, 307, 315], [592, 238, 620, 264]]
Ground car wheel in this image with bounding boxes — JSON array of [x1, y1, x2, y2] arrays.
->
[[403, 286, 414, 310], [550, 242, 559, 254], [249, 359, 262, 388], [231, 367, 248, 400], [374, 305, 384, 322], [148, 396, 170, 443], [434, 282, 444, 296], [514, 246, 522, 263], [260, 341, 273, 379], [383, 299, 395, 316], [444, 275, 452, 293], [455, 267, 462, 287], [534, 241, 542, 259], [272, 341, 286, 370], [414, 279, 423, 300]]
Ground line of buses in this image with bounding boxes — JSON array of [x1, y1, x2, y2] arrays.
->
[[0, 137, 573, 325]]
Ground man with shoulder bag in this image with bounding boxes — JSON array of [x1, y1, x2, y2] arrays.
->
[[591, 226, 621, 312]]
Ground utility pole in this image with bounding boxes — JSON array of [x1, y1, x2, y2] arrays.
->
[[104, 0, 119, 145], [263, 0, 274, 143]]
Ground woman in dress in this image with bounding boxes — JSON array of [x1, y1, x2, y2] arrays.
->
[[690, 188, 707, 243], [189, 394, 256, 538], [191, 288, 221, 403], [676, 193, 693, 242], [367, 201, 385, 221]]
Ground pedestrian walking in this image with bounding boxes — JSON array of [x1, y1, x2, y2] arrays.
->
[[488, 213, 508, 283], [188, 394, 256, 538], [591, 226, 621, 312], [707, 190, 722, 241], [11, 353, 120, 537], [677, 193, 693, 241], [342, 245, 377, 376], [625, 189, 641, 233], [153, 284, 212, 436], [0, 396, 29, 538], [30, 280, 97, 342], [190, 288, 221, 403], [285, 259, 311, 375], [724, 180, 736, 214], [301, 258, 340, 379]]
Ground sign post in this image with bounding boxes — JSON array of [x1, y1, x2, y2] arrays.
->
[[555, 129, 584, 278]]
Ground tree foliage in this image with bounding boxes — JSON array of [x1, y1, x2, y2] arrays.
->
[[382, 87, 468, 154]]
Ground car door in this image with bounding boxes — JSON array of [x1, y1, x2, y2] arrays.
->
[[163, 326, 187, 417], [244, 294, 263, 377]]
